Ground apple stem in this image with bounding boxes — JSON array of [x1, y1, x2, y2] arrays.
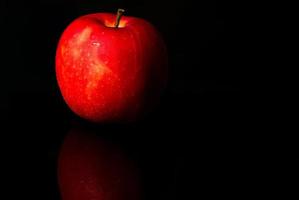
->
[[115, 8, 125, 28]]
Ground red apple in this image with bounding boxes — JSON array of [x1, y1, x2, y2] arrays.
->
[[58, 128, 142, 200], [56, 9, 167, 122]]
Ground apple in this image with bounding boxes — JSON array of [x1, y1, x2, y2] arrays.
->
[[58, 128, 142, 200], [56, 9, 168, 122]]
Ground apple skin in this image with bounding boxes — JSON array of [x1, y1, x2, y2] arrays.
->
[[58, 128, 142, 200], [56, 12, 168, 122]]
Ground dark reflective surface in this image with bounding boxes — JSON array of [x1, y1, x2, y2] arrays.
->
[[2, 90, 275, 199]]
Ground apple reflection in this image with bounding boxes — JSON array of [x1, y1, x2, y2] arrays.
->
[[58, 127, 142, 200]]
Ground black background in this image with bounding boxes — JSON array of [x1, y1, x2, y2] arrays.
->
[[0, 0, 297, 199]]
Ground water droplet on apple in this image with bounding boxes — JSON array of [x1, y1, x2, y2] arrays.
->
[[92, 42, 100, 47]]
